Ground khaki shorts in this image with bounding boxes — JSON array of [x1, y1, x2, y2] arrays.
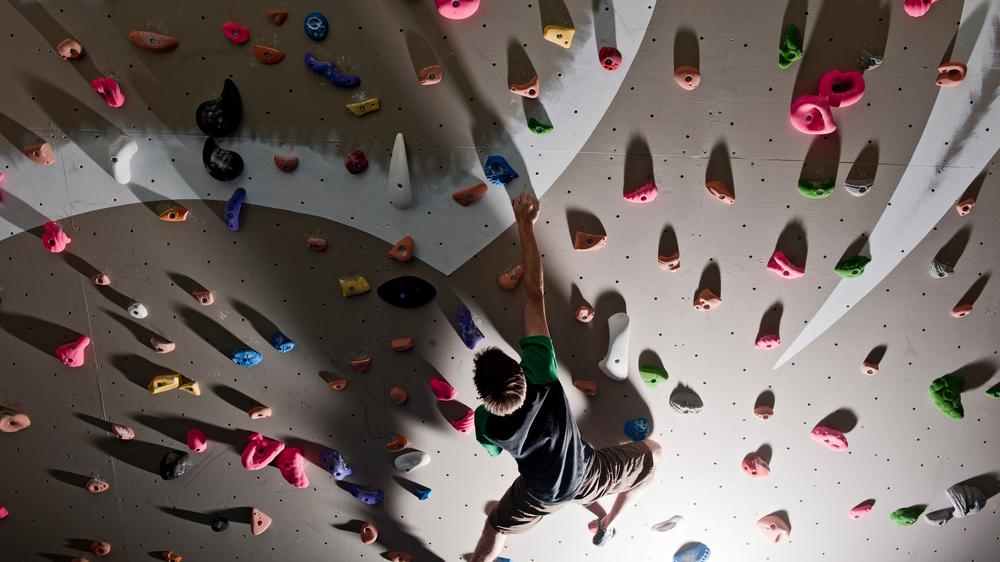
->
[[488, 440, 656, 534]]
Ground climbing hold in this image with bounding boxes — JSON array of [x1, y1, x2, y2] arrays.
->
[[598, 312, 630, 381], [954, 197, 975, 216], [624, 417, 650, 441], [395, 450, 431, 473], [789, 94, 837, 135], [248, 406, 272, 420], [147, 374, 181, 394], [810, 425, 849, 451], [428, 376, 456, 401], [576, 305, 595, 322], [778, 24, 804, 69], [252, 44, 285, 65], [151, 336, 176, 354], [196, 79, 242, 137], [599, 46, 622, 71], [211, 517, 229, 532], [186, 429, 208, 453], [242, 433, 285, 470], [275, 447, 309, 488], [757, 515, 789, 543], [390, 385, 409, 405], [178, 377, 201, 396], [267, 9, 288, 26], [203, 138, 244, 182], [111, 423, 135, 440], [705, 180, 734, 204], [890, 506, 924, 526], [159, 207, 189, 222], [250, 507, 272, 535], [818, 69, 866, 108], [674, 66, 701, 91], [861, 360, 879, 376], [128, 302, 149, 319], [90, 541, 112, 557], [321, 448, 353, 480], [452, 182, 488, 206], [797, 177, 835, 199], [844, 175, 874, 197], [986, 383, 1000, 398], [624, 182, 658, 204], [388, 133, 413, 208], [109, 135, 138, 184], [191, 290, 214, 306], [343, 482, 385, 505], [849, 500, 874, 519], [388, 236, 415, 262], [377, 276, 436, 308], [929, 258, 954, 279], [303, 12, 329, 40], [858, 49, 884, 71], [936, 63, 967, 87], [387, 552, 414, 562], [498, 265, 524, 290], [407, 483, 433, 501], [55, 335, 90, 367], [224, 187, 246, 231], [160, 450, 192, 480], [85, 478, 110, 494], [328, 378, 348, 391], [24, 142, 55, 166], [359, 522, 378, 544], [483, 155, 519, 185], [0, 409, 30, 433], [573, 380, 598, 396], [528, 117, 554, 134], [669, 387, 704, 414], [452, 407, 476, 433], [509, 75, 539, 98], [304, 53, 360, 88], [231, 347, 262, 368], [754, 334, 781, 350], [345, 150, 369, 174], [951, 303, 973, 318], [57, 38, 84, 60], [834, 255, 871, 278], [418, 65, 443, 85], [673, 542, 710, 562], [339, 276, 372, 298], [270, 331, 296, 353], [947, 484, 985, 517], [222, 22, 250, 44], [639, 364, 668, 388], [42, 220, 72, 253], [386, 434, 409, 451], [436, 0, 480, 20], [573, 231, 607, 251], [159, 551, 182, 562], [754, 406, 773, 420], [346, 98, 381, 117], [391, 338, 414, 352], [128, 31, 179, 52], [904, 0, 939, 17], [543, 25, 575, 48], [742, 452, 770, 478], [658, 253, 681, 272], [91, 77, 125, 108], [350, 356, 372, 373], [306, 238, 327, 252], [767, 250, 805, 279], [458, 305, 485, 349], [923, 508, 953, 526], [652, 515, 683, 532], [693, 288, 721, 311]]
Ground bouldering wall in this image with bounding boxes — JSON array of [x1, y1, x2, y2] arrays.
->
[[1, 1, 999, 562]]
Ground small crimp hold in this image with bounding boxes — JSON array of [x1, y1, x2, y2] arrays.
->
[[453, 182, 488, 206], [573, 231, 606, 251], [339, 276, 371, 297]]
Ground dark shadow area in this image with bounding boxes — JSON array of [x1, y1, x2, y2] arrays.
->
[[59, 251, 101, 280], [674, 27, 699, 70], [74, 412, 115, 434], [332, 518, 367, 534], [773, 220, 808, 266], [212, 383, 265, 416], [8, 3, 102, 82], [61, 538, 93, 554], [94, 436, 176, 476], [436, 399, 473, 430], [232, 298, 282, 342], [706, 140, 734, 199], [757, 302, 784, 339], [956, 472, 1000, 501], [939, 29, 958, 67], [37, 554, 77, 562], [103, 308, 164, 351], [669, 383, 701, 406], [167, 272, 207, 301], [404, 30, 438, 78], [846, 143, 879, 190], [565, 208, 606, 244], [754, 390, 775, 411], [0, 110, 47, 163], [780, 0, 808, 44], [538, 0, 574, 30], [506, 39, 538, 90], [623, 135, 654, 198], [135, 413, 249, 456], [695, 261, 722, 299], [817, 408, 858, 433], [593, 0, 617, 51], [951, 359, 998, 392], [0, 190, 50, 237], [177, 305, 248, 360], [110, 353, 171, 390], [46, 468, 91, 489], [658, 225, 679, 262], [93, 283, 136, 312], [756, 443, 773, 464], [393, 475, 432, 500], [159, 505, 253, 527], [637, 349, 664, 371], [960, 171, 987, 203], [0, 309, 83, 359], [958, 273, 991, 307], [864, 344, 888, 367], [570, 283, 593, 314], [839, 233, 870, 262], [934, 225, 972, 269], [799, 132, 841, 182]]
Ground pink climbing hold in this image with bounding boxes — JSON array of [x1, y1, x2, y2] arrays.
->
[[186, 429, 208, 453], [742, 453, 770, 478], [818, 69, 866, 108], [450, 407, 474, 433], [436, 0, 480, 20], [42, 221, 72, 253], [904, 0, 938, 17], [789, 94, 837, 135], [754, 334, 781, 350], [55, 335, 90, 367], [275, 447, 309, 488], [0, 506, 8, 519], [428, 376, 457, 401], [0, 171, 5, 202], [849, 500, 875, 519], [241, 433, 286, 470], [599, 46, 622, 71], [766, 250, 805, 279], [91, 77, 125, 108], [810, 425, 849, 451], [623, 182, 658, 204], [223, 22, 250, 44]]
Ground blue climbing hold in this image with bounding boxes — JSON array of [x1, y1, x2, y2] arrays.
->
[[483, 155, 518, 185], [225, 187, 246, 232], [457, 305, 485, 349], [231, 347, 261, 367], [342, 482, 384, 505], [674, 542, 711, 562], [408, 483, 432, 501], [270, 331, 296, 353], [303, 12, 328, 41], [304, 52, 361, 88], [320, 448, 352, 481], [624, 417, 650, 441]]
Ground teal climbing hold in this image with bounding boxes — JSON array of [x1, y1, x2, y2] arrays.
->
[[834, 255, 871, 278], [778, 24, 804, 69], [527, 117, 553, 134], [986, 382, 1000, 398], [890, 506, 925, 526], [639, 364, 668, 388], [929, 375, 964, 420], [797, 177, 835, 199]]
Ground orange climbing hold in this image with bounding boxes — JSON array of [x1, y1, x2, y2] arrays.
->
[[705, 180, 735, 204], [252, 44, 285, 65], [57, 38, 84, 60], [509, 75, 539, 98], [91, 273, 111, 286], [159, 207, 189, 222], [251, 507, 272, 535], [192, 290, 214, 306], [274, 154, 299, 172], [386, 434, 409, 451], [674, 66, 701, 90], [350, 356, 372, 373], [658, 253, 680, 272], [24, 142, 55, 166], [452, 182, 488, 206], [307, 237, 327, 251], [418, 65, 443, 85], [573, 231, 607, 251], [159, 551, 183, 562], [861, 360, 879, 376], [266, 9, 288, 25], [386, 552, 414, 562], [955, 198, 975, 216], [390, 337, 414, 351], [693, 288, 721, 311], [936, 63, 967, 87], [498, 265, 524, 290], [328, 378, 348, 391], [359, 522, 378, 544], [575, 305, 595, 323], [90, 540, 111, 557], [86, 478, 110, 493], [388, 236, 415, 262], [390, 385, 408, 405], [249, 406, 273, 420], [951, 303, 973, 318], [0, 409, 30, 433], [754, 406, 773, 420], [128, 31, 179, 52], [573, 380, 598, 396]]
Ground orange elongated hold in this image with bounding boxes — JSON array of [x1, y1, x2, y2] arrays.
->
[[328, 378, 348, 391], [159, 206, 189, 222], [573, 379, 598, 396], [573, 231, 607, 251], [510, 75, 539, 98], [388, 236, 415, 262], [128, 31, 179, 52], [252, 44, 285, 65], [350, 357, 371, 373], [418, 65, 443, 85], [307, 237, 327, 251], [386, 434, 409, 451], [390, 338, 414, 351], [706, 180, 734, 204], [24, 142, 55, 166], [452, 182, 488, 206]]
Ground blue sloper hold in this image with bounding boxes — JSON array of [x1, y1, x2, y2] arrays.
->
[[303, 12, 328, 41], [231, 347, 262, 367], [408, 483, 432, 501], [342, 482, 384, 505], [320, 448, 352, 481], [225, 187, 246, 232], [674, 542, 711, 562], [483, 155, 519, 185], [270, 331, 296, 353], [457, 305, 485, 349], [624, 417, 650, 441], [304, 53, 361, 88]]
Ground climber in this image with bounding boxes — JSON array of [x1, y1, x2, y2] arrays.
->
[[470, 193, 662, 561]]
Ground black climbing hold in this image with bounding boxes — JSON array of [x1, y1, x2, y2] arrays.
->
[[160, 450, 192, 480], [211, 517, 230, 532], [196, 79, 242, 137], [377, 276, 437, 309], [203, 137, 244, 182]]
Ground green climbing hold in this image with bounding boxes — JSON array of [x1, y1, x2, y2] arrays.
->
[[778, 24, 804, 69], [528, 117, 553, 135], [639, 364, 668, 388], [986, 382, 1000, 398], [889, 506, 925, 526], [834, 255, 871, 278], [929, 375, 964, 419], [797, 177, 835, 199]]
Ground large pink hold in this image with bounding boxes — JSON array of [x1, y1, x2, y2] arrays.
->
[[241, 433, 285, 470], [790, 94, 836, 135], [428, 376, 457, 401], [849, 500, 875, 519], [55, 335, 90, 367], [275, 447, 309, 488], [436, 0, 480, 20], [42, 221, 72, 253], [754, 334, 781, 350], [623, 182, 658, 204], [818, 70, 866, 108], [186, 429, 208, 453], [766, 250, 805, 279], [450, 407, 474, 433], [222, 22, 250, 44], [811, 425, 849, 451], [90, 77, 125, 108], [904, 0, 938, 17]]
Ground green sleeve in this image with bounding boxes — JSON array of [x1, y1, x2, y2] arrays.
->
[[474, 406, 502, 457], [518, 335, 558, 385]]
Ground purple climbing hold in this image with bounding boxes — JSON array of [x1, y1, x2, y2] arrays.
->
[[304, 52, 361, 88], [341, 481, 384, 505], [320, 448, 352, 481], [457, 305, 484, 349], [225, 187, 246, 232]]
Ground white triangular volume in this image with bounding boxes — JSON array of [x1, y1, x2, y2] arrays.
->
[[599, 312, 630, 381], [389, 133, 412, 209]]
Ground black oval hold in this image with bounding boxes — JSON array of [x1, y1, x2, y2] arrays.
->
[[196, 79, 242, 137], [377, 275, 437, 308], [203, 137, 244, 181], [160, 450, 192, 480]]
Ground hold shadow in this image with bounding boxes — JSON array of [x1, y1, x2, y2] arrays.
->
[[817, 408, 858, 433], [135, 413, 249, 454], [404, 30, 438, 78], [0, 311, 83, 360], [960, 171, 987, 203], [951, 359, 998, 392], [696, 261, 722, 299], [706, 141, 734, 199], [177, 306, 248, 360], [522, 98, 553, 134], [637, 349, 664, 371], [839, 233, 870, 262], [593, 0, 617, 51], [780, 0, 808, 43], [212, 383, 265, 416], [757, 302, 784, 339], [756, 443, 773, 464], [94, 437, 176, 476], [799, 132, 842, 182], [167, 272, 208, 302], [674, 28, 699, 70], [846, 143, 879, 191], [110, 353, 171, 390], [934, 225, 972, 269], [754, 390, 775, 410], [658, 225, 679, 265], [957, 273, 991, 307], [955, 472, 1000, 501], [623, 135, 654, 197], [773, 220, 807, 266], [103, 308, 165, 351], [864, 344, 888, 367], [766, 510, 791, 533], [46, 468, 92, 489], [507, 39, 537, 98], [565, 208, 606, 244], [232, 299, 282, 342], [538, 0, 574, 30]]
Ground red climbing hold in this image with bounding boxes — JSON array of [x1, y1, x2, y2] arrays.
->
[[573, 231, 607, 251], [388, 236, 415, 262], [790, 94, 837, 135], [810, 425, 848, 451], [55, 335, 90, 367], [428, 376, 457, 401], [275, 447, 309, 488], [266, 9, 288, 26], [42, 221, 72, 253], [498, 265, 524, 290], [818, 69, 865, 108], [306, 237, 327, 251], [849, 500, 874, 519], [599, 46, 622, 71], [623, 182, 658, 204], [705, 180, 735, 204], [452, 182, 488, 206], [223, 22, 250, 44], [345, 150, 368, 174], [91, 77, 125, 108], [450, 407, 474, 433], [274, 154, 298, 172], [573, 380, 598, 396], [658, 253, 680, 272], [241, 433, 285, 470], [766, 250, 805, 279]]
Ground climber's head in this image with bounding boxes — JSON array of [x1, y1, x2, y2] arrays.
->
[[473, 347, 527, 416]]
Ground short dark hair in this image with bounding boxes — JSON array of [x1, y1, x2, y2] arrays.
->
[[473, 347, 527, 416]]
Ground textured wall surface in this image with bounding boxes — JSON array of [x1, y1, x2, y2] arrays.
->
[[1, 1, 999, 562]]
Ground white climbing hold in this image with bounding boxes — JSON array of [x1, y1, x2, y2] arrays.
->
[[128, 303, 149, 319], [388, 133, 412, 209], [394, 450, 431, 473], [109, 135, 138, 184], [652, 515, 683, 532], [598, 312, 630, 381]]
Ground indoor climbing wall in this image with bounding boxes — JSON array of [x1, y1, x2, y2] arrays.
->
[[1, 1, 999, 562]]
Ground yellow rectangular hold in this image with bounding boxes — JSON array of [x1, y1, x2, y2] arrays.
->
[[339, 276, 371, 297], [148, 374, 181, 394], [346, 98, 381, 117], [543, 25, 574, 48]]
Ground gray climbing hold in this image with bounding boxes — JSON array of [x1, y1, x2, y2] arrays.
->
[[844, 176, 874, 197], [160, 450, 192, 480], [946, 484, 985, 518], [929, 258, 955, 279], [652, 515, 683, 532], [923, 508, 953, 526], [858, 50, 884, 71], [669, 386, 703, 414]]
